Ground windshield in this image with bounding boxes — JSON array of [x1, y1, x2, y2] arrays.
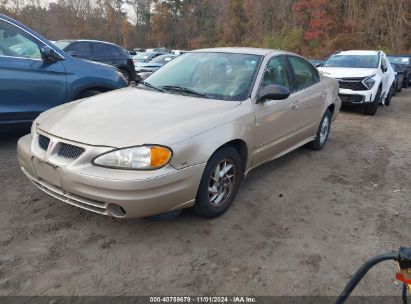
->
[[323, 54, 380, 68], [150, 54, 176, 64], [144, 52, 262, 101], [133, 52, 156, 62], [387, 56, 410, 65]]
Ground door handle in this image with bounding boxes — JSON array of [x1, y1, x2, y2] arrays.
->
[[291, 103, 300, 110]]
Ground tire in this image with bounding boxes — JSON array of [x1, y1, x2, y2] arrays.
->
[[384, 85, 393, 106], [119, 69, 131, 85], [364, 86, 380, 115], [77, 90, 102, 99], [307, 109, 331, 151], [194, 146, 242, 218]]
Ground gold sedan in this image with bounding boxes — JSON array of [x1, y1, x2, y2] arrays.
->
[[17, 48, 341, 219]]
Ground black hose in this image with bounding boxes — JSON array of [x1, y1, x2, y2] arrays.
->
[[403, 283, 409, 304], [335, 251, 398, 304]]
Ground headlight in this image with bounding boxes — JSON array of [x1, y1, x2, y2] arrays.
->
[[93, 145, 173, 170], [363, 75, 376, 90]]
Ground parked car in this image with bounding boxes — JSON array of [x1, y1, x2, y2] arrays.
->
[[387, 54, 410, 88], [18, 48, 340, 219], [390, 63, 406, 94], [133, 51, 166, 63], [308, 59, 324, 67], [319, 50, 395, 115], [135, 54, 179, 80], [0, 14, 127, 125], [54, 39, 137, 84]]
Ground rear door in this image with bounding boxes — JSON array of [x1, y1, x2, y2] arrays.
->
[[0, 18, 67, 123], [91, 42, 119, 67]]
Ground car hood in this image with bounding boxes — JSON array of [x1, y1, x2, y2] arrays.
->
[[318, 67, 377, 78], [36, 87, 242, 148]]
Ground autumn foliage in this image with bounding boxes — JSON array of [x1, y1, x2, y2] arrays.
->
[[1, 0, 410, 58]]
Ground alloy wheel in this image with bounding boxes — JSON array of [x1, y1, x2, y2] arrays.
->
[[319, 116, 330, 144], [208, 159, 236, 207]]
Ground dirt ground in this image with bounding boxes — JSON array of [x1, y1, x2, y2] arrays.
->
[[0, 90, 410, 297]]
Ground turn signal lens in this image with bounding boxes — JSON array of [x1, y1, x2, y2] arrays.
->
[[150, 146, 172, 168]]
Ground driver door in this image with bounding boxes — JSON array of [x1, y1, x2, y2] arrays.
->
[[0, 18, 67, 123], [252, 55, 300, 166]]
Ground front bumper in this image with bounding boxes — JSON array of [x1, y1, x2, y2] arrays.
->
[[338, 87, 375, 106], [17, 133, 205, 218]]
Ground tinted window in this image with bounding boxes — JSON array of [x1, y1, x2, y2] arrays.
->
[[262, 56, 292, 90], [92, 43, 122, 58], [288, 56, 319, 90], [387, 56, 410, 65], [322, 54, 380, 68], [64, 42, 91, 58], [0, 20, 41, 59]]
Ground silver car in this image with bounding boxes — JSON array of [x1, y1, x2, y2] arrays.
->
[[17, 48, 341, 219]]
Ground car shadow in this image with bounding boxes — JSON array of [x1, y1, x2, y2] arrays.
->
[[0, 123, 31, 146]]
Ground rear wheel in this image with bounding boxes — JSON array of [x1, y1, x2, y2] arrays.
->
[[194, 147, 242, 218], [307, 109, 331, 150]]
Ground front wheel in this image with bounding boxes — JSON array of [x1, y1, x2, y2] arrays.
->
[[194, 146, 242, 218], [307, 109, 331, 150], [364, 86, 381, 115]]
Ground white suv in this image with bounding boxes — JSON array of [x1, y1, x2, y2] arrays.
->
[[319, 50, 395, 115]]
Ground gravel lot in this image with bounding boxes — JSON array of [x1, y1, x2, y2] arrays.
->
[[0, 90, 410, 297]]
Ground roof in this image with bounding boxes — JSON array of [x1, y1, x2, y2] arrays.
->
[[338, 50, 382, 55], [191, 47, 295, 56], [56, 39, 120, 47]]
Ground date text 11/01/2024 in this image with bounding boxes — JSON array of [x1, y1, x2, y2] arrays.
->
[[149, 297, 258, 303]]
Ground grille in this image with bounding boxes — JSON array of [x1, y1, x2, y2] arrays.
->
[[339, 94, 364, 103], [38, 135, 50, 151], [338, 80, 367, 91], [57, 143, 85, 159]]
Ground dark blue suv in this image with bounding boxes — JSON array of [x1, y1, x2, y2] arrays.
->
[[0, 15, 128, 124]]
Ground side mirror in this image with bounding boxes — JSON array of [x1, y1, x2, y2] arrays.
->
[[66, 50, 78, 57], [381, 65, 388, 73], [41, 45, 63, 63], [257, 84, 290, 103]]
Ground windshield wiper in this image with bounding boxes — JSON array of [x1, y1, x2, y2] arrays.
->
[[161, 85, 210, 99], [140, 81, 165, 92]]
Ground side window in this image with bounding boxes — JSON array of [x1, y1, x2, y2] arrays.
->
[[110, 45, 124, 57], [65, 42, 91, 58], [92, 43, 113, 58], [288, 56, 319, 90], [0, 19, 41, 59], [262, 56, 292, 90]]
